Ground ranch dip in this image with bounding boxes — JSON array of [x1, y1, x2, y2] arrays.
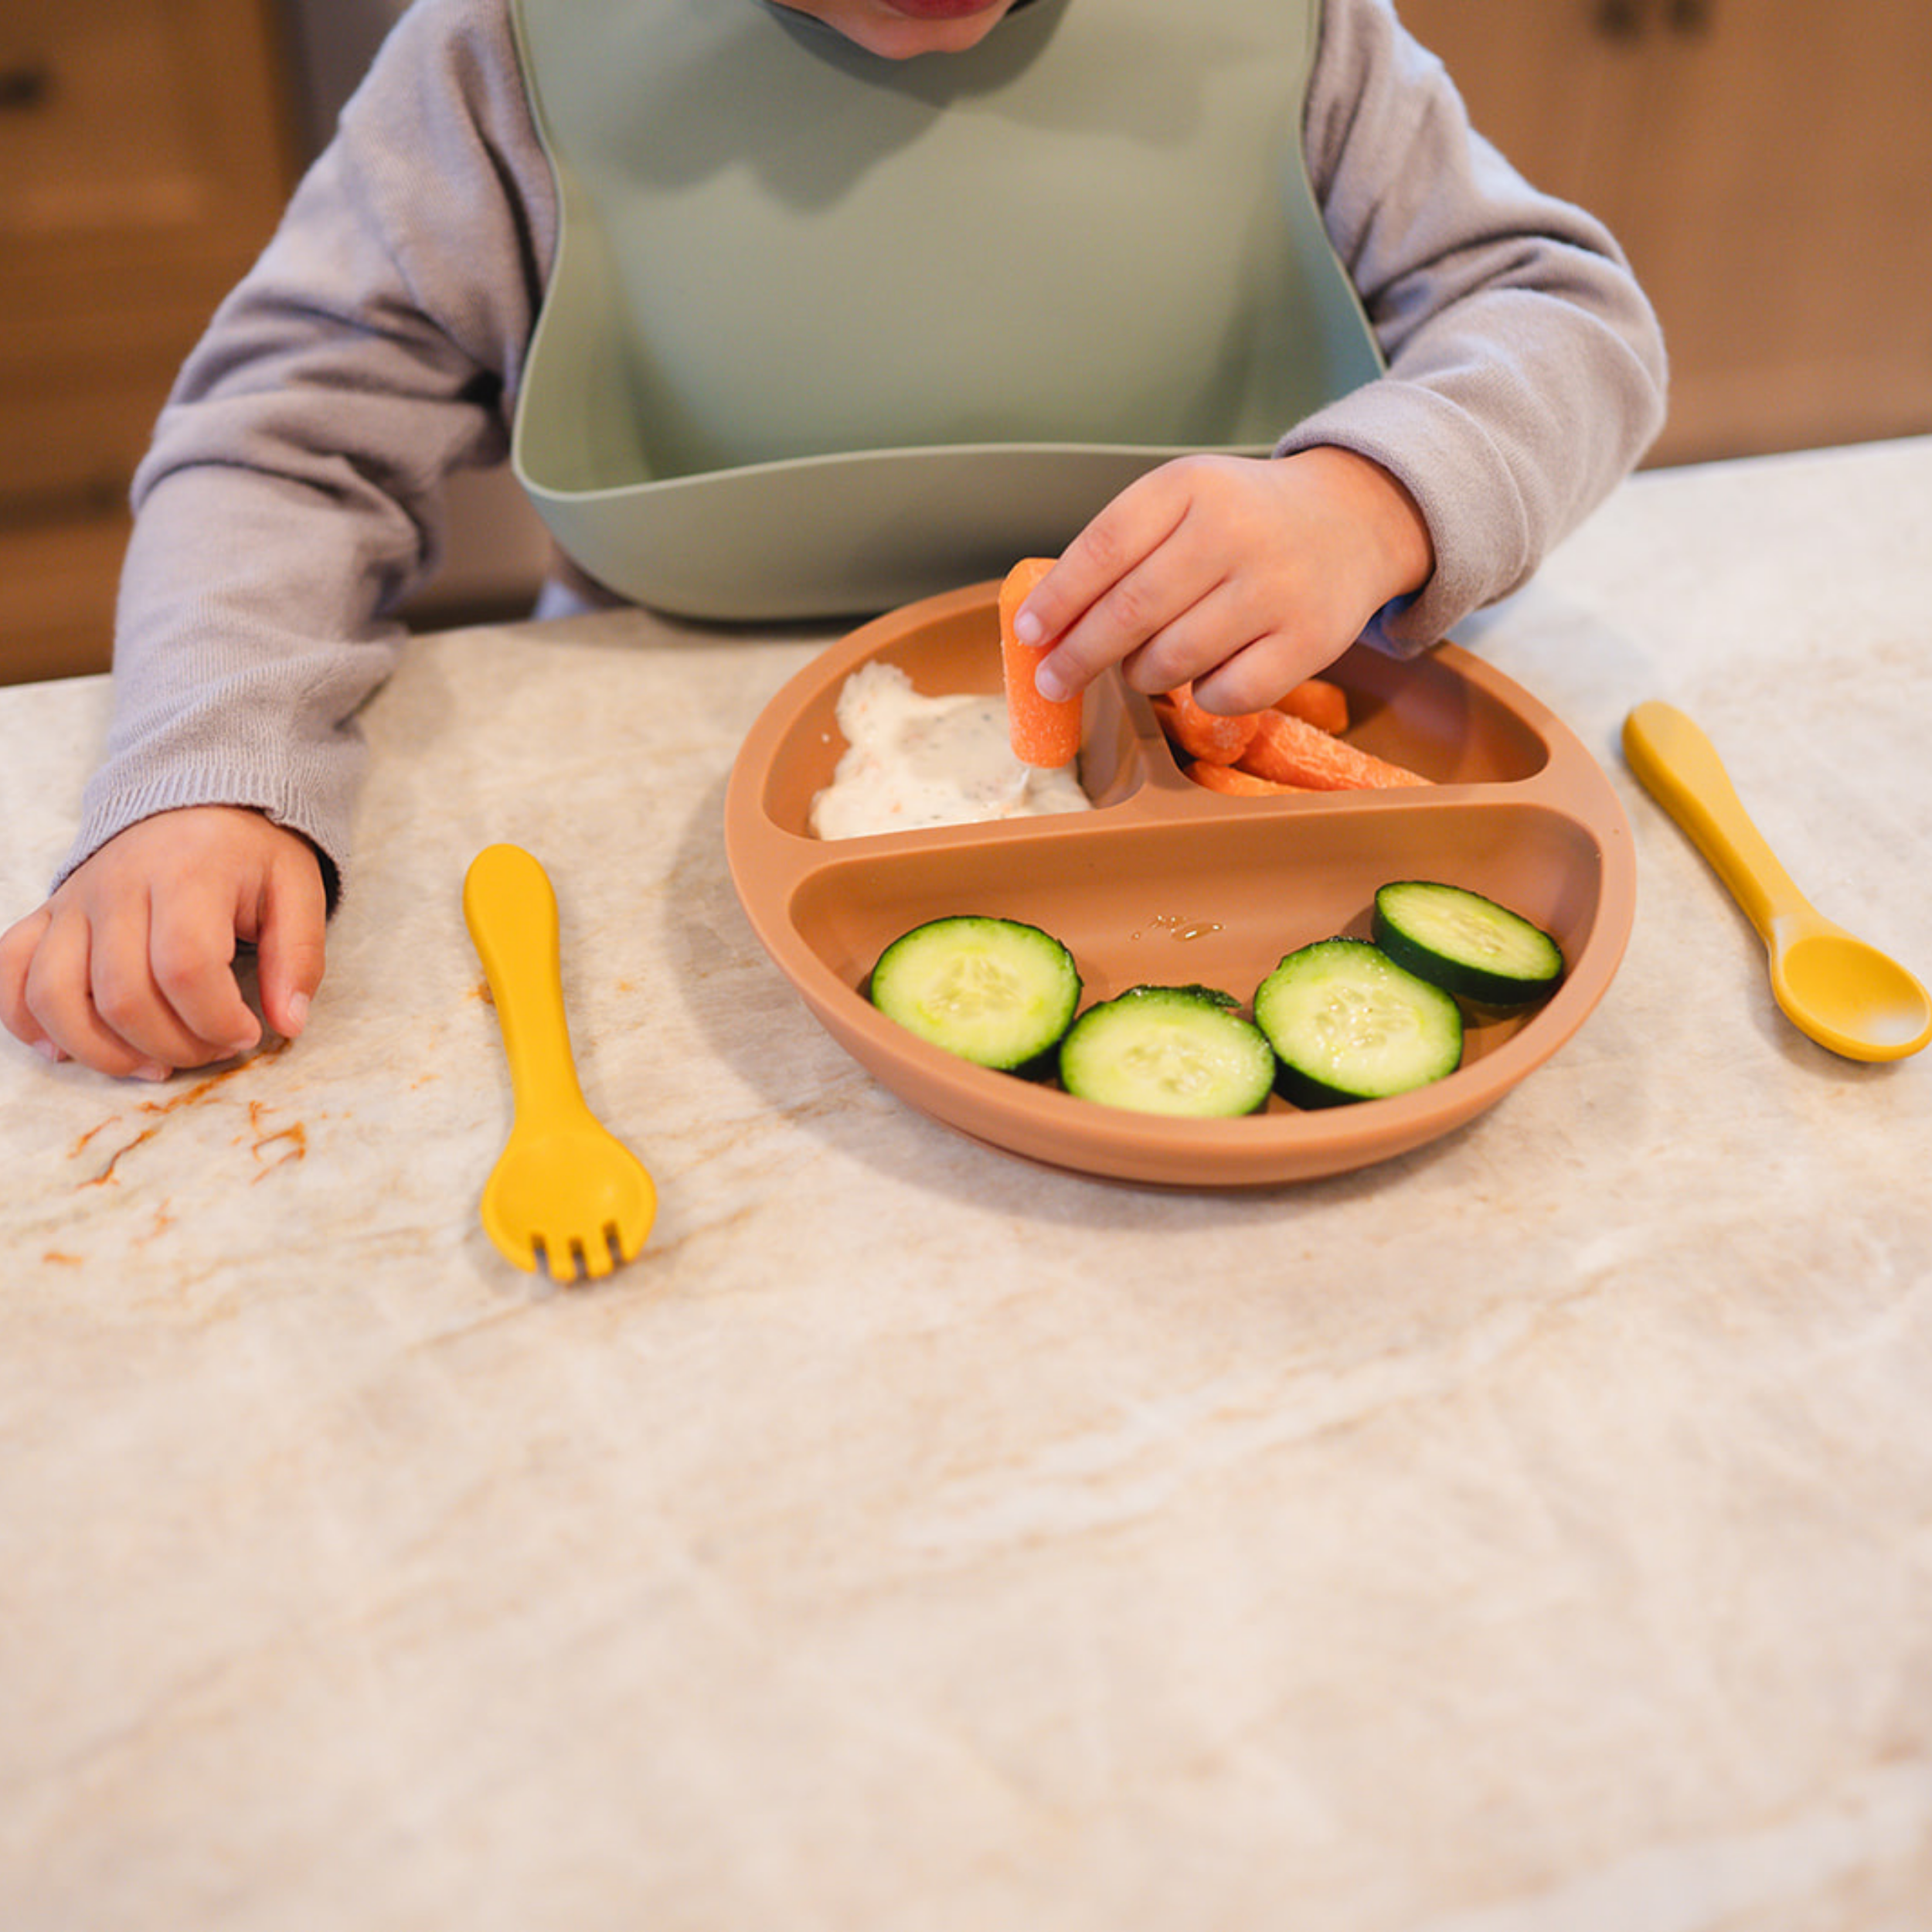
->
[[809, 661, 1091, 840]]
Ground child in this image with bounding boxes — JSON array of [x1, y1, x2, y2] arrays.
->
[[0, 0, 1666, 1080]]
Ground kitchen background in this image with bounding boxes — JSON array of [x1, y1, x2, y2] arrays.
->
[[3, 0, 1929, 685]]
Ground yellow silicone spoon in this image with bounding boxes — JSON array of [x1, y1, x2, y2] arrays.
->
[[464, 843, 658, 1280], [1623, 701, 1931, 1063]]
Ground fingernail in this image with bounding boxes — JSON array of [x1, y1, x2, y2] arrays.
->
[[1012, 609, 1043, 647], [1033, 663, 1070, 703], [34, 1038, 65, 1065], [133, 1062, 173, 1084], [284, 992, 311, 1036]]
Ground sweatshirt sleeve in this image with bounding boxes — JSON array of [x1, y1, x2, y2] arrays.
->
[[1283, 0, 1669, 654], [58, 0, 558, 903]]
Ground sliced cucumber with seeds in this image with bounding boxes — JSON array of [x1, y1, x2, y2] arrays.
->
[[868, 915, 1081, 1073], [1254, 938, 1463, 1107], [1372, 881, 1564, 1008], [1058, 985, 1276, 1118]]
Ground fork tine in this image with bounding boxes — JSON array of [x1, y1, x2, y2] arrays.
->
[[550, 1230, 627, 1284], [480, 1198, 539, 1274], [483, 1196, 651, 1283], [511, 1223, 638, 1286]]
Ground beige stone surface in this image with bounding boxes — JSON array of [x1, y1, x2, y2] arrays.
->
[[2, 441, 1929, 1929]]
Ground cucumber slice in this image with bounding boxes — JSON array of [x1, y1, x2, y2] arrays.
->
[[1119, 982, 1240, 1011], [868, 915, 1081, 1073], [1253, 938, 1463, 1107], [1372, 881, 1564, 1007], [1058, 986, 1275, 1117]]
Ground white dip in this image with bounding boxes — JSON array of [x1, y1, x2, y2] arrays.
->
[[809, 661, 1091, 840]]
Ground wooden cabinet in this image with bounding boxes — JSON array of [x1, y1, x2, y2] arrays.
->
[[0, 0, 294, 679], [1394, 0, 1932, 466]]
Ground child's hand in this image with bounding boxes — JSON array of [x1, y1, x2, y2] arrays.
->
[[1012, 446, 1436, 716], [0, 807, 327, 1081]]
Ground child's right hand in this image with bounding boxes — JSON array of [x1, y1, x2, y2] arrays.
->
[[0, 806, 327, 1081]]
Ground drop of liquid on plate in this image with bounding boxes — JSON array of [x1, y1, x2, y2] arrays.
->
[[1130, 911, 1224, 944]]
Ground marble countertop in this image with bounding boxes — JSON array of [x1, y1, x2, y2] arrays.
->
[[3, 439, 1929, 1930]]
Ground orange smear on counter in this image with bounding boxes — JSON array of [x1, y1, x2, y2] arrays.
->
[[79, 1125, 160, 1187]]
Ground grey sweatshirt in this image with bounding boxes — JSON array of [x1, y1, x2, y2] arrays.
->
[[66, 0, 1667, 901]]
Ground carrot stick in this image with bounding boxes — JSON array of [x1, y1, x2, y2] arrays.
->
[[1237, 708, 1429, 791], [1276, 678, 1349, 737], [998, 557, 1080, 768], [1151, 685, 1262, 766], [1186, 759, 1312, 797]]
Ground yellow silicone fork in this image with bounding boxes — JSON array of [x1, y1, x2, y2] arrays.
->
[[463, 844, 657, 1281]]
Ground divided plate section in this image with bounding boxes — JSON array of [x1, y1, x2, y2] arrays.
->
[[747, 587, 1554, 846], [791, 801, 1607, 1076], [724, 580, 1633, 1185], [765, 801, 1623, 1186], [1242, 638, 1554, 790], [754, 587, 1148, 838]]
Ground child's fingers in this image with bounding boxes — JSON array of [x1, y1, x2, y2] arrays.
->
[[1106, 580, 1276, 700], [87, 887, 248, 1071], [1036, 560, 1215, 702], [5, 808, 328, 1081], [252, 846, 328, 1042], [17, 903, 172, 1079], [140, 881, 264, 1061], [1189, 631, 1337, 719], [0, 906, 56, 1052], [1015, 471, 1198, 700]]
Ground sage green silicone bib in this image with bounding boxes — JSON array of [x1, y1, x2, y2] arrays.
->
[[508, 0, 1381, 618]]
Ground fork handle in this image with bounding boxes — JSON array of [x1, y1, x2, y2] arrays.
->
[[463, 844, 589, 1119]]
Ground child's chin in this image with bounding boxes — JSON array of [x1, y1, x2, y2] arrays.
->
[[849, 0, 1012, 56], [883, 0, 1008, 19]]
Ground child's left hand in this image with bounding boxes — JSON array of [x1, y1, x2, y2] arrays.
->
[[1012, 446, 1435, 717]]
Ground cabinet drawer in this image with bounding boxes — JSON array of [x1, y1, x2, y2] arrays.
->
[[1396, 0, 1932, 464], [0, 0, 294, 505]]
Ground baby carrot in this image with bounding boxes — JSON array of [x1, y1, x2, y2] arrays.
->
[[1187, 760, 1311, 797], [999, 557, 1080, 769], [1237, 708, 1429, 791], [1276, 678, 1350, 737], [1151, 685, 1262, 765]]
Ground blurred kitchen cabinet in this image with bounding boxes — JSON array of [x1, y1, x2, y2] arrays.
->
[[0, 0, 294, 677], [1395, 0, 1932, 464]]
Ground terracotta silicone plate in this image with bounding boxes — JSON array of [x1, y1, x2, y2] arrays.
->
[[725, 582, 1635, 1185]]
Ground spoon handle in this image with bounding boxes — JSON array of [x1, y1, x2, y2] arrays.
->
[[463, 843, 589, 1120], [1621, 702, 1812, 941]]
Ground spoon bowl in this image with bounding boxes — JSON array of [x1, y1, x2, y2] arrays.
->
[[1623, 701, 1931, 1063], [1772, 925, 1932, 1060]]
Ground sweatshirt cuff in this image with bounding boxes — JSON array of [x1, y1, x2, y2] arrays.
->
[[58, 766, 350, 914]]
